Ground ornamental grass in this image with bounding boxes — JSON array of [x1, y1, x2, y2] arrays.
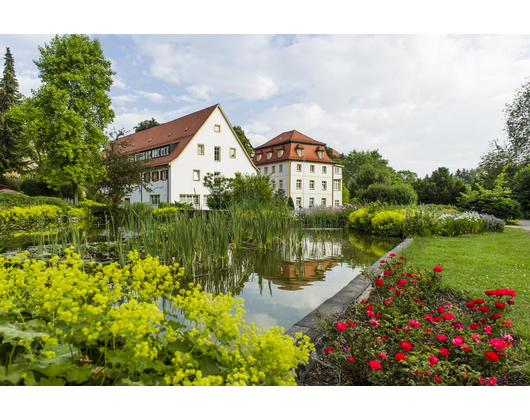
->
[[319, 254, 520, 385]]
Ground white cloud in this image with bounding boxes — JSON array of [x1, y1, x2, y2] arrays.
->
[[134, 90, 164, 103], [112, 94, 138, 104]]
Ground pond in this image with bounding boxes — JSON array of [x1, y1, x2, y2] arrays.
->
[[1, 226, 401, 330]]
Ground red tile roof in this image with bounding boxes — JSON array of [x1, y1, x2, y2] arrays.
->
[[113, 104, 218, 167], [255, 130, 325, 150], [253, 130, 336, 165]]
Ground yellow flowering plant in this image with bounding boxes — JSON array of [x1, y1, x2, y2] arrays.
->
[[0, 248, 312, 386]]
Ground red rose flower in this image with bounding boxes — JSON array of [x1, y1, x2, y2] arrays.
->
[[395, 352, 406, 361], [442, 313, 455, 321], [485, 350, 499, 362], [395, 291, 401, 296], [438, 306, 445, 314], [389, 253, 396, 257], [507, 300, 515, 305], [465, 301, 475, 307], [366, 304, 373, 311], [479, 306, 490, 312], [347, 356, 354, 362], [325, 347, 334, 356], [469, 323, 479, 330], [400, 256, 405, 259], [384, 270, 392, 276], [336, 322, 347, 332], [436, 334, 447, 341], [495, 302, 506, 309], [433, 266, 443, 273], [380, 259, 386, 263], [434, 317, 442, 322], [400, 341, 413, 352], [434, 376, 442, 382], [369, 360, 383, 370], [474, 299, 485, 304], [428, 355, 438, 366], [439, 348, 449, 357], [375, 279, 384, 287], [347, 321, 355, 328]]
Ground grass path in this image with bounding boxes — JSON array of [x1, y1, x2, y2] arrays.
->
[[402, 228, 530, 341]]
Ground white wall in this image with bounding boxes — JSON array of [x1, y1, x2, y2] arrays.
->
[[169, 107, 257, 208], [259, 160, 342, 208]]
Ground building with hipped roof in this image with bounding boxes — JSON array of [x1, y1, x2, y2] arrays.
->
[[252, 130, 343, 208], [117, 104, 258, 208]]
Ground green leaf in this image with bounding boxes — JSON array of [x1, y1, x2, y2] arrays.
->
[[0, 323, 46, 344], [34, 344, 78, 368], [65, 364, 93, 384], [40, 376, 66, 386], [0, 363, 28, 385]]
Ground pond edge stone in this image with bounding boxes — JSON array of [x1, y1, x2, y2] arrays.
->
[[286, 236, 414, 384]]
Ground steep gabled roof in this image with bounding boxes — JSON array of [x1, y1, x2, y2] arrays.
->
[[114, 104, 218, 166]]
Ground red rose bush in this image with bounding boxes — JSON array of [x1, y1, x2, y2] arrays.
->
[[319, 255, 517, 386]]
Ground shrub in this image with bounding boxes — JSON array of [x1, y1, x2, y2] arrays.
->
[[371, 210, 406, 236], [359, 183, 418, 205], [287, 196, 295, 210], [403, 209, 441, 236], [348, 207, 376, 233], [511, 165, 530, 218], [319, 256, 518, 386], [0, 249, 313, 385], [20, 179, 60, 197]]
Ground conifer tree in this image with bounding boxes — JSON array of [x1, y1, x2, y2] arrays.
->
[[0, 47, 24, 182]]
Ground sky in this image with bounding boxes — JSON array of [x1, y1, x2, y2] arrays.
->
[[2, 3, 530, 180]]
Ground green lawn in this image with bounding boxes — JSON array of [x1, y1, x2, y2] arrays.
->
[[402, 227, 530, 341]]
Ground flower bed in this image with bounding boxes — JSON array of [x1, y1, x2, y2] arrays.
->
[[0, 205, 91, 231], [319, 254, 518, 385], [0, 248, 313, 386], [348, 204, 505, 237]]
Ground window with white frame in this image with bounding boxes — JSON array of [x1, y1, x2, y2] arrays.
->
[[193, 170, 200, 181], [321, 198, 326, 206], [214, 124, 221, 133], [230, 148, 236, 159], [279, 164, 283, 173], [322, 166, 327, 174], [296, 179, 302, 189], [266, 151, 272, 160], [296, 197, 301, 207], [279, 180, 283, 190], [297, 164, 302, 172], [309, 180, 315, 190], [334, 166, 341, 174], [214, 146, 221, 162], [333, 180, 341, 191], [309, 197, 314, 207], [296, 148, 304, 157], [310, 165, 315, 173], [271, 165, 275, 173], [197, 144, 204, 155], [150, 195, 160, 205], [180, 194, 200, 206], [322, 181, 327, 190], [278, 149, 284, 158], [256, 153, 262, 161], [264, 167, 268, 174], [317, 150, 324, 159]]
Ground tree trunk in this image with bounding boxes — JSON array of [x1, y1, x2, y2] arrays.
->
[[73, 181, 78, 206]]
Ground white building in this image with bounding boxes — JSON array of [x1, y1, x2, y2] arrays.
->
[[252, 130, 343, 208], [119, 104, 258, 208]]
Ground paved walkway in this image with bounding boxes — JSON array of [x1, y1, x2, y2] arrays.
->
[[507, 219, 530, 231]]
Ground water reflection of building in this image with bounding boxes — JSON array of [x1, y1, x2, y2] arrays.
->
[[257, 235, 343, 291]]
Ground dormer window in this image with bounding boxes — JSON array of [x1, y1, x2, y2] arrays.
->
[[317, 150, 324, 159], [266, 151, 272, 160], [256, 153, 262, 162], [296, 147, 304, 158], [277, 149, 284, 158]]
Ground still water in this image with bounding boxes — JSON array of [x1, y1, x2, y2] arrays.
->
[[192, 230, 400, 330], [1, 227, 400, 331]]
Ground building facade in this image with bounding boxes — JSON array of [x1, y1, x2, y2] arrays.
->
[[118, 104, 258, 208], [252, 130, 343, 208]]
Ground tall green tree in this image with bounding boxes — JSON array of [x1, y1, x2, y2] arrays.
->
[[29, 34, 115, 204], [134, 118, 160, 132], [0, 47, 25, 181], [413, 167, 466, 205], [341, 149, 398, 198], [504, 79, 530, 165], [232, 125, 254, 157]]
